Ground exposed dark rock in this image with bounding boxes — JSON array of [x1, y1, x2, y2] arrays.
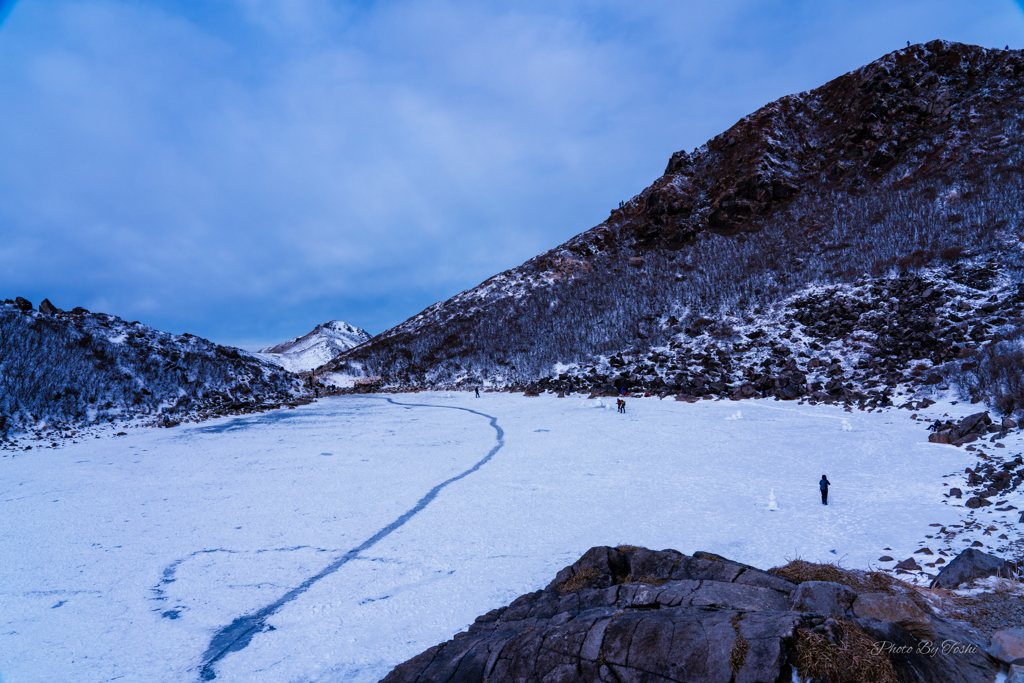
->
[[381, 546, 999, 683], [38, 298, 61, 315], [931, 548, 1019, 589], [989, 628, 1024, 665], [13, 297, 32, 312], [894, 557, 920, 571], [852, 593, 930, 625], [858, 618, 1000, 683], [789, 581, 856, 617]]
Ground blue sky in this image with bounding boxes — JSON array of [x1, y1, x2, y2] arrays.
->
[[1, 1, 1022, 348]]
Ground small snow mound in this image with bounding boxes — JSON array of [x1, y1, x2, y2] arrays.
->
[[952, 575, 1024, 596], [726, 411, 742, 421], [768, 488, 779, 511], [841, 419, 853, 432]]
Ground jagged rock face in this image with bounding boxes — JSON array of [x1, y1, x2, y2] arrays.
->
[[380, 546, 1000, 683], [0, 303, 297, 430], [332, 41, 1024, 387]]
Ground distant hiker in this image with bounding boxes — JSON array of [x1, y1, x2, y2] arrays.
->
[[928, 419, 943, 432], [475, 387, 480, 398], [620, 387, 627, 396], [820, 475, 831, 505], [906, 41, 910, 47], [617, 399, 626, 414]]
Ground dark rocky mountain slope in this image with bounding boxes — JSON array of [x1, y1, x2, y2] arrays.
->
[[0, 297, 298, 435], [327, 41, 1024, 393]]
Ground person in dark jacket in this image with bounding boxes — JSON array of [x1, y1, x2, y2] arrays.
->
[[820, 475, 830, 505]]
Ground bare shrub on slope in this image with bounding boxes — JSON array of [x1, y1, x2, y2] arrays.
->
[[0, 305, 297, 431]]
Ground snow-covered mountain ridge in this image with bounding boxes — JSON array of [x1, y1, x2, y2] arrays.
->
[[327, 41, 1024, 396], [0, 297, 299, 434], [258, 320, 370, 374]]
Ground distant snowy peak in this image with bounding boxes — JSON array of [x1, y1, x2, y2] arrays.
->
[[259, 320, 371, 373]]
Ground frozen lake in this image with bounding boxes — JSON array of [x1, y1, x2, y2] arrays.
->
[[0, 392, 981, 682]]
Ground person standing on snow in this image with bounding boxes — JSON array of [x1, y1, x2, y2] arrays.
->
[[819, 475, 830, 505], [475, 387, 480, 398]]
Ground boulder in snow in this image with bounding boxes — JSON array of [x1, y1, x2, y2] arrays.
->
[[930, 548, 1018, 589]]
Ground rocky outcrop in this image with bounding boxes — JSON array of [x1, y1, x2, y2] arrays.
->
[[852, 593, 930, 626], [989, 628, 1024, 665], [789, 581, 856, 616], [38, 298, 61, 315], [929, 411, 995, 446], [955, 456, 1024, 512], [380, 546, 1000, 683], [930, 548, 1020, 589]]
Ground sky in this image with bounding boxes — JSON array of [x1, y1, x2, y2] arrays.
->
[[0, 1, 1022, 348]]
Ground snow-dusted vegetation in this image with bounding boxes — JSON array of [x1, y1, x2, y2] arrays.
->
[[0, 300, 298, 434]]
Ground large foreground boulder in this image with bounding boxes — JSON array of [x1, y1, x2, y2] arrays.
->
[[930, 548, 1019, 589], [380, 546, 999, 683]]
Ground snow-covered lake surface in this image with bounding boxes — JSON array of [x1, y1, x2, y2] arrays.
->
[[0, 392, 1004, 682]]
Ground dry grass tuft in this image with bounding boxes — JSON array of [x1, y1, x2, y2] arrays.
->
[[794, 618, 899, 683], [615, 545, 642, 553], [556, 567, 601, 593], [769, 559, 901, 595], [772, 558, 937, 620], [729, 613, 749, 674]]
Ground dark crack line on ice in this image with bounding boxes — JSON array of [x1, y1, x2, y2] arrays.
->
[[196, 397, 504, 680]]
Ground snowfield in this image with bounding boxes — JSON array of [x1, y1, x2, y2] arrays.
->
[[1, 392, 1019, 683]]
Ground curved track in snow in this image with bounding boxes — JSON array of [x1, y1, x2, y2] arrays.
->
[[197, 397, 504, 681]]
